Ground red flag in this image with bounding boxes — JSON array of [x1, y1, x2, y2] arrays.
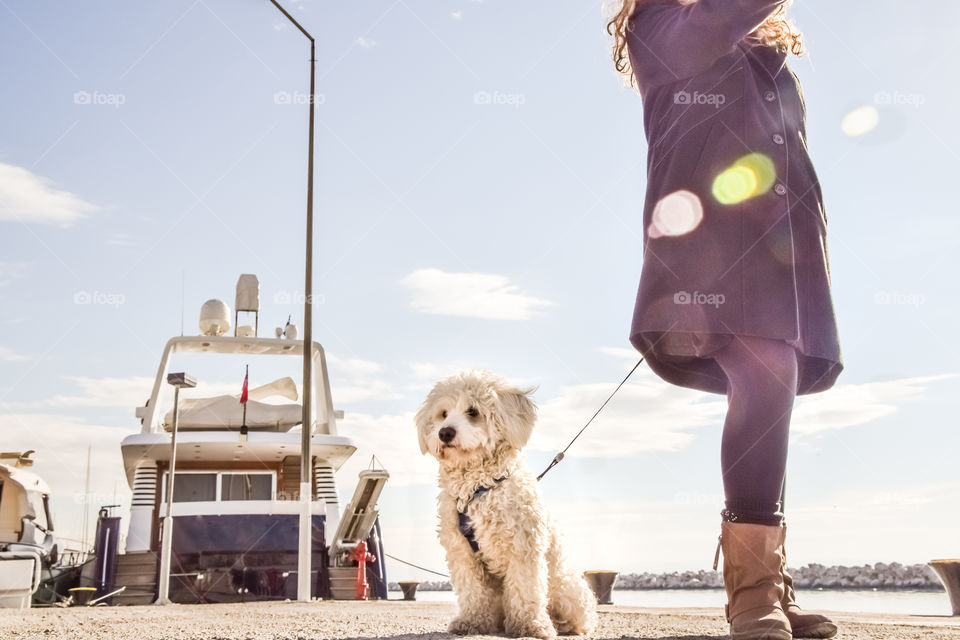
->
[[240, 365, 249, 405]]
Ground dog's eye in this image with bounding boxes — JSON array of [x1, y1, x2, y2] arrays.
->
[[441, 410, 447, 419], [466, 407, 479, 418]]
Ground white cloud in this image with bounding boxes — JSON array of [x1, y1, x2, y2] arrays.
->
[[401, 268, 552, 320], [779, 483, 960, 566], [0, 261, 28, 287], [404, 362, 533, 396], [596, 346, 640, 361], [534, 349, 957, 457], [330, 379, 399, 405], [326, 354, 383, 377], [0, 163, 99, 226], [335, 411, 438, 489], [0, 346, 28, 362], [355, 36, 377, 48], [530, 368, 728, 456], [324, 353, 402, 405], [0, 413, 132, 546], [409, 362, 462, 381], [48, 376, 155, 408], [105, 232, 137, 246], [450, 11, 463, 20], [791, 373, 957, 439]]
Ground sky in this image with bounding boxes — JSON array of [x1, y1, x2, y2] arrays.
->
[[2, 0, 959, 581]]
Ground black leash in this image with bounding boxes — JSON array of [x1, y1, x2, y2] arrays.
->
[[536, 358, 645, 481]]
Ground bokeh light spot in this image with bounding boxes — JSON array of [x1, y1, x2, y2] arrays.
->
[[841, 106, 880, 137], [648, 190, 704, 238], [712, 153, 776, 205]]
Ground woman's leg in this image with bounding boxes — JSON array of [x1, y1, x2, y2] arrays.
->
[[712, 335, 798, 525], [711, 336, 799, 640]]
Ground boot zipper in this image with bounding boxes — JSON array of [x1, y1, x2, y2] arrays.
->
[[713, 533, 722, 571]]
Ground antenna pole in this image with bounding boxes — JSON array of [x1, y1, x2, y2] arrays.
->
[[81, 446, 91, 552], [180, 270, 185, 336]]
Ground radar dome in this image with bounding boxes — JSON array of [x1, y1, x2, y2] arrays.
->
[[199, 299, 231, 336]]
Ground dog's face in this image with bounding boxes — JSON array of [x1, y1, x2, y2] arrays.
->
[[415, 370, 537, 465]]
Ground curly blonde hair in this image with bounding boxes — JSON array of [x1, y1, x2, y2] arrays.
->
[[607, 0, 805, 87]]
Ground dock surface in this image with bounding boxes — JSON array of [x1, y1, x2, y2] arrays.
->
[[2, 600, 958, 639]]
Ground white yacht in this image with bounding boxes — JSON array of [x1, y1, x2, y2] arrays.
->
[[109, 275, 389, 604], [0, 451, 90, 607]]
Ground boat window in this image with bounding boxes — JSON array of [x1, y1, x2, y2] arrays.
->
[[42, 495, 53, 532], [172, 473, 217, 502], [220, 473, 272, 501]]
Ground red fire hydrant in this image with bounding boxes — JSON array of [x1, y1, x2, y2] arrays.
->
[[349, 541, 376, 600]]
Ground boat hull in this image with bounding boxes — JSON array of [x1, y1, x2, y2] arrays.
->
[[168, 514, 329, 603]]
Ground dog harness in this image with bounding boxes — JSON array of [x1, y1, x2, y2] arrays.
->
[[457, 476, 508, 553]]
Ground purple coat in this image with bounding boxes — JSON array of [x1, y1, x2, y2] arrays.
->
[[626, 0, 842, 395]]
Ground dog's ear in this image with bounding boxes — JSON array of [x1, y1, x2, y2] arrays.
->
[[499, 386, 538, 450], [413, 401, 432, 455]]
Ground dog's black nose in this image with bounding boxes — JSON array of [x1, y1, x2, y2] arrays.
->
[[438, 426, 456, 444]]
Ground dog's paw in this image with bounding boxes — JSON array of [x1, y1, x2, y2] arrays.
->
[[447, 616, 500, 636], [505, 616, 557, 640]]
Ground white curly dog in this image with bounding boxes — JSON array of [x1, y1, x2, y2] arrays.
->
[[415, 370, 598, 639]]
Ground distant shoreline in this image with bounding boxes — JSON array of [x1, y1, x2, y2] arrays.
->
[[389, 562, 946, 592]]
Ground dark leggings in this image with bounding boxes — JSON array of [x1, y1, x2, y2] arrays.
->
[[712, 335, 798, 526]]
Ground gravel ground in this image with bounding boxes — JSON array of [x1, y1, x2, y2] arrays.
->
[[2, 600, 958, 640]]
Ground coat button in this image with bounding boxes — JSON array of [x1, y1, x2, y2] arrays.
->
[[772, 133, 785, 145], [764, 91, 777, 102], [774, 184, 787, 196]]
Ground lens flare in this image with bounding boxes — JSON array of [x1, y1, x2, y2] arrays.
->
[[648, 190, 704, 238], [841, 106, 880, 137], [712, 153, 776, 205]]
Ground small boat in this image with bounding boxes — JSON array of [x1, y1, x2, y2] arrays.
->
[[0, 451, 92, 607], [102, 275, 389, 604]]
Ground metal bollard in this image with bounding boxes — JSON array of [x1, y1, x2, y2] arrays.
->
[[398, 581, 419, 601], [583, 570, 619, 605]]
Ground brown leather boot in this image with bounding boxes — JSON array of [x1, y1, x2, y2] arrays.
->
[[780, 526, 838, 639], [719, 521, 792, 640]]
